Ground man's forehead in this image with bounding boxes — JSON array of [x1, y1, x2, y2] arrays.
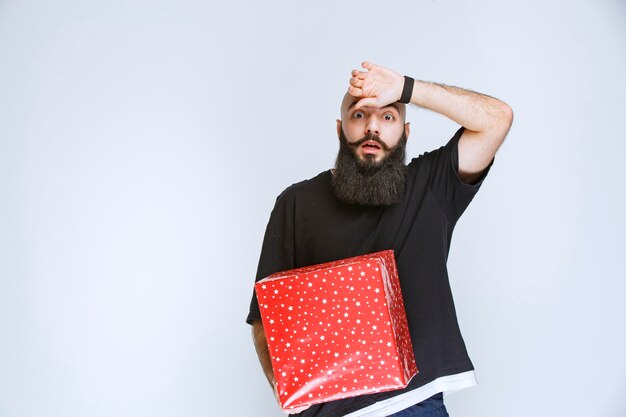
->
[[348, 100, 402, 112], [340, 92, 405, 117]]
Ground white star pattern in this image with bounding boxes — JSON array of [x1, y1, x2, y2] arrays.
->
[[254, 250, 417, 412]]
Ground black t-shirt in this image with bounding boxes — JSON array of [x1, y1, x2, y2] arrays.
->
[[246, 127, 493, 417]]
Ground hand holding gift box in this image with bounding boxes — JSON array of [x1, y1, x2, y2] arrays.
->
[[255, 250, 418, 413]]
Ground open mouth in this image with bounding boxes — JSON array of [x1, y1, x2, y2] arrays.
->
[[361, 140, 382, 154]]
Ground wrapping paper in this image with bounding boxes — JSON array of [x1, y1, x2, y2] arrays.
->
[[255, 250, 417, 412]]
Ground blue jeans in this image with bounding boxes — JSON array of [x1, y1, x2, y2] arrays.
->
[[385, 393, 449, 417]]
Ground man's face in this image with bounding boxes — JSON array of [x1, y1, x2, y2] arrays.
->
[[337, 95, 409, 164], [330, 94, 410, 207]]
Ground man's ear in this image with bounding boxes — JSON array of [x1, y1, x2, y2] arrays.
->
[[336, 119, 342, 139], [405, 122, 411, 140]]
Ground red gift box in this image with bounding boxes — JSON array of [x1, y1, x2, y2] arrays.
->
[[255, 250, 418, 412]]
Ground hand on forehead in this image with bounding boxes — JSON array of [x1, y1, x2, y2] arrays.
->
[[340, 61, 407, 116]]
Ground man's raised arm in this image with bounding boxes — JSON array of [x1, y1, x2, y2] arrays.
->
[[348, 61, 513, 184]]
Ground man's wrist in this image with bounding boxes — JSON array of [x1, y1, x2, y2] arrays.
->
[[398, 76, 414, 104]]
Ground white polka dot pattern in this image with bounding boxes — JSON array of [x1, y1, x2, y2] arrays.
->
[[255, 250, 418, 412]]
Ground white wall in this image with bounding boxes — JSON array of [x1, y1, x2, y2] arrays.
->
[[1, 1, 624, 416]]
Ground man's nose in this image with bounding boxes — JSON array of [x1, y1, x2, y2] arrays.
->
[[365, 116, 380, 136]]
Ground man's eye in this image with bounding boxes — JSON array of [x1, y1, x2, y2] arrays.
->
[[383, 114, 394, 121], [353, 112, 365, 119]]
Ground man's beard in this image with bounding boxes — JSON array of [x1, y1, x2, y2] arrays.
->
[[330, 129, 408, 207]]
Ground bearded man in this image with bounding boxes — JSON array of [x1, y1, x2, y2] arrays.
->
[[246, 61, 513, 417]]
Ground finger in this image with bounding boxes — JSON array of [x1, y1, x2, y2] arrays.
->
[[351, 69, 367, 79], [354, 97, 378, 109], [273, 383, 281, 404], [348, 85, 363, 97], [361, 60, 374, 70], [349, 77, 363, 88]]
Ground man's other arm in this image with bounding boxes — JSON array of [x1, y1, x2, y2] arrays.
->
[[252, 319, 276, 390]]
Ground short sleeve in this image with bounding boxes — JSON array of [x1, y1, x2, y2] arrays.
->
[[245, 189, 296, 325], [426, 126, 494, 222]]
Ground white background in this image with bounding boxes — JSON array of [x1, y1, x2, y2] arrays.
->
[[1, 1, 625, 416]]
